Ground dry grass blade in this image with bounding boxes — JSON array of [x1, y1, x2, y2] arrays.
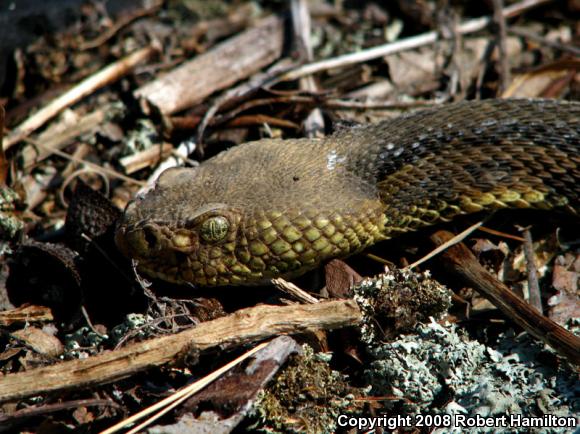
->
[[100, 341, 269, 434], [405, 221, 484, 270], [478, 225, 526, 242]]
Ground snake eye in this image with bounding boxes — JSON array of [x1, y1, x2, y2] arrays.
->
[[200, 216, 229, 242]]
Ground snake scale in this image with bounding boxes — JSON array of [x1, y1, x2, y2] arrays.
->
[[115, 99, 579, 287]]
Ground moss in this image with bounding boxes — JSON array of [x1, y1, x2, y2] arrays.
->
[[248, 345, 366, 433]]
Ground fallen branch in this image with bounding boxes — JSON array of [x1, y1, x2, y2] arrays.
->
[[135, 15, 285, 115], [431, 230, 580, 364], [0, 299, 361, 403]]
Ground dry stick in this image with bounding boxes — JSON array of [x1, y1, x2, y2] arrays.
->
[[79, 0, 163, 50], [0, 398, 122, 425], [4, 45, 158, 150], [291, 0, 324, 138], [224, 114, 300, 130], [135, 15, 285, 116], [194, 58, 295, 149], [214, 96, 440, 128], [119, 143, 174, 174], [508, 26, 580, 56], [279, 0, 554, 82], [0, 105, 6, 184], [21, 108, 107, 168], [521, 227, 543, 313], [431, 230, 580, 364], [271, 278, 320, 304], [0, 300, 361, 403], [0, 305, 53, 326], [492, 0, 511, 94], [477, 225, 525, 242]]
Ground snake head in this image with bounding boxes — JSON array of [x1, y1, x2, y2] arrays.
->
[[116, 167, 247, 286], [115, 138, 387, 287]]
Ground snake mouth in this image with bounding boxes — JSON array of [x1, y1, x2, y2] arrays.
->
[[116, 221, 198, 261]]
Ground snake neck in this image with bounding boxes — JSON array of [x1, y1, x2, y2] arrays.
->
[[329, 99, 579, 235]]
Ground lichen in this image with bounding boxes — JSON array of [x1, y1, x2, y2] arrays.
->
[[353, 266, 452, 344], [63, 313, 155, 358], [363, 319, 579, 434], [0, 187, 24, 240], [109, 313, 155, 345]]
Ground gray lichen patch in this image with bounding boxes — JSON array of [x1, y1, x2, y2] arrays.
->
[[353, 266, 452, 343], [363, 319, 579, 434], [248, 345, 366, 433], [0, 187, 24, 240]]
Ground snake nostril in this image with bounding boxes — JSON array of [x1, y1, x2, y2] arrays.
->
[[142, 226, 159, 250], [174, 251, 189, 263]]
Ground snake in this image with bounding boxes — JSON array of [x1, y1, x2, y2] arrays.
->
[[115, 99, 579, 287]]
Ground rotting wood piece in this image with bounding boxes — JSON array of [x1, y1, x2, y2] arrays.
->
[[0, 299, 361, 403], [431, 230, 580, 365], [135, 15, 285, 115]]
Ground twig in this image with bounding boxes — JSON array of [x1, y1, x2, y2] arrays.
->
[[0, 300, 361, 403], [0, 305, 54, 326], [520, 227, 543, 313], [79, 0, 163, 50], [278, 0, 554, 82], [119, 143, 174, 174], [4, 45, 158, 150], [405, 221, 484, 270], [365, 253, 396, 267], [0, 398, 122, 425], [431, 230, 580, 364], [492, 0, 511, 93], [214, 95, 441, 127], [271, 278, 320, 304], [23, 137, 146, 187], [224, 114, 300, 130], [21, 108, 108, 169], [508, 26, 580, 56], [478, 225, 525, 242], [194, 58, 295, 151], [291, 0, 324, 137]]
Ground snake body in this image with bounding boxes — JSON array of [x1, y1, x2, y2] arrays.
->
[[115, 99, 579, 286]]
